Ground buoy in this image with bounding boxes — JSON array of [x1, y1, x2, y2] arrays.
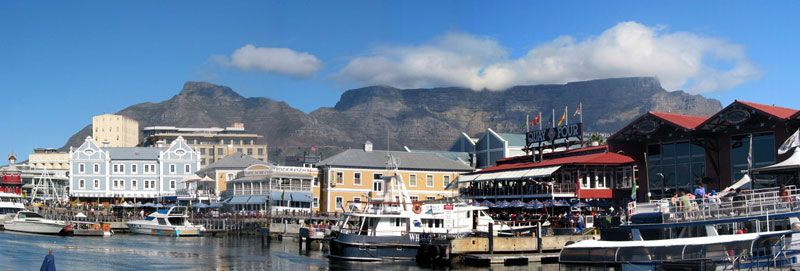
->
[[412, 202, 423, 214]]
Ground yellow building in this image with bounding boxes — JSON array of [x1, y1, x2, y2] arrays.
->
[[316, 141, 473, 213], [195, 152, 272, 197], [92, 114, 139, 147]]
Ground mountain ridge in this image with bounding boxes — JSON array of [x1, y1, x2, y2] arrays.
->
[[61, 77, 722, 161]]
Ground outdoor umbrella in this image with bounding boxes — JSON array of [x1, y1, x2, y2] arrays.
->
[[165, 203, 176, 208], [511, 200, 525, 208], [524, 200, 543, 209], [556, 200, 571, 207], [142, 202, 155, 208], [153, 203, 164, 208], [497, 200, 511, 208], [480, 200, 493, 207], [194, 203, 209, 208], [571, 201, 589, 208], [209, 202, 224, 208]]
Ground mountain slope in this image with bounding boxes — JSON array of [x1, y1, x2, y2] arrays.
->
[[62, 77, 722, 160]]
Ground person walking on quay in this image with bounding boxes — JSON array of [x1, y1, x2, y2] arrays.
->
[[575, 213, 584, 234]]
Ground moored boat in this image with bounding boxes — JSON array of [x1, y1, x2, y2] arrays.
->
[[0, 192, 25, 224], [125, 206, 204, 236], [3, 211, 67, 234]]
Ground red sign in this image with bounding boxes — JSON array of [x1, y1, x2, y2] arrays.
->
[[444, 205, 454, 210]]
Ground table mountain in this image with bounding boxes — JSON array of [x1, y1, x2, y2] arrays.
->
[[61, 77, 721, 161]]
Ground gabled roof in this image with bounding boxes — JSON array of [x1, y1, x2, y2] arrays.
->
[[106, 147, 166, 160], [649, 111, 708, 130], [496, 133, 526, 147], [198, 152, 263, 172], [404, 149, 472, 164], [736, 100, 798, 119], [472, 151, 634, 174], [318, 149, 473, 171]]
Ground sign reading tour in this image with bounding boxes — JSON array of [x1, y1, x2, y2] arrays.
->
[[526, 123, 583, 146]]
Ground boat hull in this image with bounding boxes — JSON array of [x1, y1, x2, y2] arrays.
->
[[4, 220, 66, 234], [126, 222, 203, 236], [328, 233, 419, 261]]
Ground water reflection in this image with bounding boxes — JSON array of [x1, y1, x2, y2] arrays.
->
[[0, 231, 558, 271]]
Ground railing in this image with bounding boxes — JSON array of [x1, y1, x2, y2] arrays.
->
[[632, 186, 800, 224], [459, 182, 577, 198], [232, 184, 312, 196]]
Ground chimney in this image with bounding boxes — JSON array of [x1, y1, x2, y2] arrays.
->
[[364, 141, 373, 152], [156, 140, 165, 148], [103, 140, 110, 148]]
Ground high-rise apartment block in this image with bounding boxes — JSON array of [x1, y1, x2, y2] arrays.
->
[[92, 114, 139, 147], [141, 123, 268, 167]]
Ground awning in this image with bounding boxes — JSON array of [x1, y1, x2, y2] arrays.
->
[[228, 196, 251, 204], [457, 174, 479, 183], [290, 192, 313, 202], [495, 169, 530, 179], [270, 191, 286, 200], [522, 166, 561, 178], [247, 195, 267, 204]]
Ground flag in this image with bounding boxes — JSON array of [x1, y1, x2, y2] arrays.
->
[[530, 114, 540, 126], [573, 103, 582, 117], [778, 129, 800, 155], [557, 110, 566, 126], [311, 147, 317, 151], [747, 134, 753, 170]]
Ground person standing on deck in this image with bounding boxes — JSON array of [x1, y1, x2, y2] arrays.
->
[[576, 213, 584, 234]]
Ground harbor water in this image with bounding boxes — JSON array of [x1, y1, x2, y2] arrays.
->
[[0, 231, 559, 271]]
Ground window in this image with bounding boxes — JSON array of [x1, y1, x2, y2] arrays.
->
[[184, 164, 191, 174], [443, 175, 451, 188], [79, 164, 85, 173], [93, 164, 99, 173], [373, 179, 383, 192], [170, 180, 176, 190], [313, 177, 319, 187], [353, 197, 361, 203], [247, 148, 253, 155], [144, 164, 156, 174], [113, 180, 118, 190], [217, 148, 223, 155], [258, 148, 264, 155], [131, 180, 138, 190], [236, 148, 243, 153], [201, 158, 206, 165], [79, 179, 85, 189], [313, 197, 319, 208], [144, 180, 157, 190], [426, 196, 436, 201], [169, 164, 176, 174], [426, 175, 434, 187], [93, 179, 100, 189], [130, 164, 137, 174], [410, 196, 419, 202], [409, 174, 417, 187], [335, 197, 343, 211], [731, 133, 776, 189], [373, 173, 382, 180], [119, 180, 125, 190], [354, 172, 362, 185], [112, 164, 125, 174], [199, 148, 205, 155], [646, 140, 707, 199], [335, 172, 344, 185]]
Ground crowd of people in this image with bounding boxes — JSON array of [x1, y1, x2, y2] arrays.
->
[[667, 184, 796, 221]]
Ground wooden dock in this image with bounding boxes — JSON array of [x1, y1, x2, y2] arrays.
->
[[462, 253, 560, 266]]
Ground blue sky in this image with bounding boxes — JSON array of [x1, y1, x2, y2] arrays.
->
[[1, 1, 798, 161]]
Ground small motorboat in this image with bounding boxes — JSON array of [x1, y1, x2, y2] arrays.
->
[[3, 211, 67, 234], [126, 206, 204, 236]]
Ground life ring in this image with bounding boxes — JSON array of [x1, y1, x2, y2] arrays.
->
[[412, 202, 423, 214], [92, 224, 101, 230], [102, 224, 111, 232]]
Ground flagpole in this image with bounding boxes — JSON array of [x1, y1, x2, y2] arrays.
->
[[565, 105, 569, 126], [539, 112, 542, 130], [526, 115, 530, 133]]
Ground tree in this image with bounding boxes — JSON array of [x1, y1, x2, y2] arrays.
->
[[588, 133, 606, 145]]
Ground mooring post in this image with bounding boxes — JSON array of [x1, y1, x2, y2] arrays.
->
[[537, 221, 542, 253], [488, 222, 494, 255]]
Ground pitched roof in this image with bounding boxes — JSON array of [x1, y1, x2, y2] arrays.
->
[[474, 151, 634, 174], [318, 149, 473, 171], [736, 100, 798, 119], [649, 111, 708, 130], [496, 133, 526, 146], [198, 152, 264, 172], [106, 147, 166, 160], [405, 149, 472, 164]]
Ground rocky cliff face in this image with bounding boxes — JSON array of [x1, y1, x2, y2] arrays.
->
[[62, 77, 722, 161]]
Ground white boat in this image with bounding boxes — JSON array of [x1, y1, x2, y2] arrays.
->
[[3, 211, 67, 234], [328, 171, 503, 261], [0, 192, 25, 223], [126, 206, 204, 236], [560, 185, 800, 270]]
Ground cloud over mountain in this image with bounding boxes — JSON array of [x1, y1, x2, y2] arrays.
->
[[215, 44, 323, 78], [336, 22, 761, 93]]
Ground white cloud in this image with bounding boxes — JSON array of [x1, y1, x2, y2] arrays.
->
[[215, 44, 323, 78], [336, 22, 761, 93]]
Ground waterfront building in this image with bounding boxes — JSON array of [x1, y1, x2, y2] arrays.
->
[[608, 100, 800, 201], [69, 136, 200, 204], [195, 152, 274, 198], [0, 155, 22, 194], [316, 141, 473, 213], [141, 123, 268, 167], [283, 152, 322, 167], [447, 129, 529, 169], [92, 114, 139, 147], [457, 146, 635, 204], [0, 154, 69, 200], [27, 148, 69, 170], [225, 164, 318, 213]]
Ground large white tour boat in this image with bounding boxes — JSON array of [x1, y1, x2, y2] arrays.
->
[[327, 170, 501, 261], [0, 192, 25, 223], [126, 206, 204, 236]]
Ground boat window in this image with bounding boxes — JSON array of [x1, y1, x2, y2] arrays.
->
[[588, 247, 617, 262], [168, 217, 184, 225], [158, 218, 168, 225], [683, 244, 704, 259], [560, 248, 591, 263], [617, 247, 653, 262], [651, 245, 685, 262], [21, 212, 43, 219]]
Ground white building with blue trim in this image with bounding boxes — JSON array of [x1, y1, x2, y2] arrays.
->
[[69, 136, 200, 203]]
